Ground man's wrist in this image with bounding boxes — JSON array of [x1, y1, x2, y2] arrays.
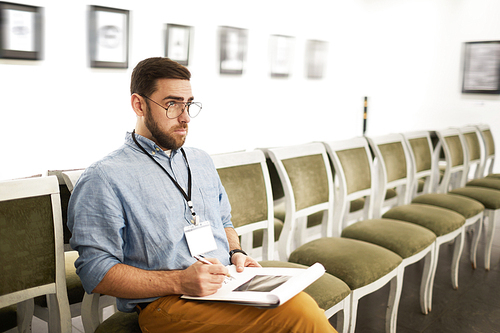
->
[[229, 249, 247, 262]]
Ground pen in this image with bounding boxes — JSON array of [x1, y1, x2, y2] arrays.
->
[[194, 255, 234, 279]]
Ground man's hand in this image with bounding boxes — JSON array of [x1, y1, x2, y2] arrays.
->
[[179, 258, 229, 296], [231, 252, 261, 273]]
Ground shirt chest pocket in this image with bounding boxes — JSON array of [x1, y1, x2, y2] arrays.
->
[[196, 185, 220, 222]]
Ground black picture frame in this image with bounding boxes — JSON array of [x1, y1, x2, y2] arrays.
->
[[88, 5, 129, 69], [0, 2, 43, 60], [219, 26, 247, 75], [269, 35, 295, 78], [165, 24, 192, 66], [305, 40, 328, 79], [462, 41, 500, 94]]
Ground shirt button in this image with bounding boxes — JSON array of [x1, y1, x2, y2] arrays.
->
[[156, 148, 160, 151], [151, 151, 156, 155]]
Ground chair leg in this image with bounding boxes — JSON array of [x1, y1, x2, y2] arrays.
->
[[451, 228, 465, 290], [348, 296, 360, 333], [427, 242, 440, 312], [17, 299, 34, 333], [338, 295, 351, 333], [419, 247, 434, 315], [469, 216, 483, 269], [484, 210, 498, 271], [386, 266, 404, 333]]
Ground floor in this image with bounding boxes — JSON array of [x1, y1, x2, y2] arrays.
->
[[333, 217, 500, 333], [30, 219, 500, 333]]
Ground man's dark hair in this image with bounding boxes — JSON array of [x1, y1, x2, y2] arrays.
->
[[130, 57, 191, 97]]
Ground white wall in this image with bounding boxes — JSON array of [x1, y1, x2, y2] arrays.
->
[[1, 0, 499, 180]]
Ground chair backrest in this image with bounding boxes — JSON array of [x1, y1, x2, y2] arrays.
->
[[459, 126, 485, 181], [324, 137, 376, 229], [264, 143, 333, 260], [211, 150, 275, 261], [402, 131, 438, 197], [476, 124, 496, 176], [434, 128, 469, 192], [0, 176, 71, 332], [366, 133, 413, 218]]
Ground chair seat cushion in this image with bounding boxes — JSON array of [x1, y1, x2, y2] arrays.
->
[[382, 204, 465, 237], [350, 198, 365, 213], [288, 237, 402, 290], [449, 186, 500, 210], [486, 173, 500, 179], [252, 218, 283, 248], [467, 178, 500, 191], [341, 219, 436, 259], [35, 251, 85, 307], [95, 311, 141, 333], [412, 193, 484, 219], [260, 260, 351, 310]]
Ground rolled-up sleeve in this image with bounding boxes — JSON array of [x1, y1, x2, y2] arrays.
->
[[67, 167, 124, 294]]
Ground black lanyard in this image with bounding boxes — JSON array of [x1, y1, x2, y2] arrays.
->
[[131, 130, 198, 224]]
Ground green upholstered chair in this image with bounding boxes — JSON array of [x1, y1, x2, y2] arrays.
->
[[0, 176, 72, 332], [265, 143, 403, 333], [366, 134, 466, 312], [402, 131, 485, 269], [212, 150, 351, 333], [434, 128, 500, 270], [324, 137, 436, 315]]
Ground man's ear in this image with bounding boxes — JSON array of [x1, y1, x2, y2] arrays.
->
[[131, 93, 145, 116]]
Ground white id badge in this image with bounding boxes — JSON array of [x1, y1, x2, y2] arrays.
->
[[184, 221, 218, 256]]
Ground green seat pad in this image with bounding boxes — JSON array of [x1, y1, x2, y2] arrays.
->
[[0, 304, 17, 332], [382, 204, 465, 237], [35, 251, 84, 307], [288, 238, 402, 290], [350, 198, 365, 212], [252, 218, 283, 248], [260, 260, 350, 310], [450, 186, 500, 210], [385, 188, 397, 200], [486, 173, 500, 179], [412, 193, 484, 218], [341, 219, 436, 259], [467, 178, 500, 191], [95, 311, 141, 333]]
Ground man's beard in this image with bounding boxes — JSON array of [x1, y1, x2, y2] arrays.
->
[[144, 104, 188, 150]]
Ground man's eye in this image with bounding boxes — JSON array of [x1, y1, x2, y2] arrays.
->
[[166, 101, 176, 107]]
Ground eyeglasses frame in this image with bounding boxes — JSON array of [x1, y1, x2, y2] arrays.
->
[[139, 94, 202, 119]]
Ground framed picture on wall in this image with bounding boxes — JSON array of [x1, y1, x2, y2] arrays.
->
[[165, 24, 192, 66], [0, 2, 43, 60], [269, 35, 295, 78], [88, 5, 129, 68], [305, 40, 328, 79], [462, 41, 500, 94], [219, 26, 247, 75]]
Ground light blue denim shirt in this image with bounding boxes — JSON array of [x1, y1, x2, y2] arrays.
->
[[67, 132, 233, 312]]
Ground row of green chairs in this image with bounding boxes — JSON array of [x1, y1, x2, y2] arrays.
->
[[1, 124, 496, 332]]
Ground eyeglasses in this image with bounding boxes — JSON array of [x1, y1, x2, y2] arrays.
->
[[140, 94, 202, 119]]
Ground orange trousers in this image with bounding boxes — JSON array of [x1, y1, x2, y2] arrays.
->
[[138, 292, 337, 333]]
